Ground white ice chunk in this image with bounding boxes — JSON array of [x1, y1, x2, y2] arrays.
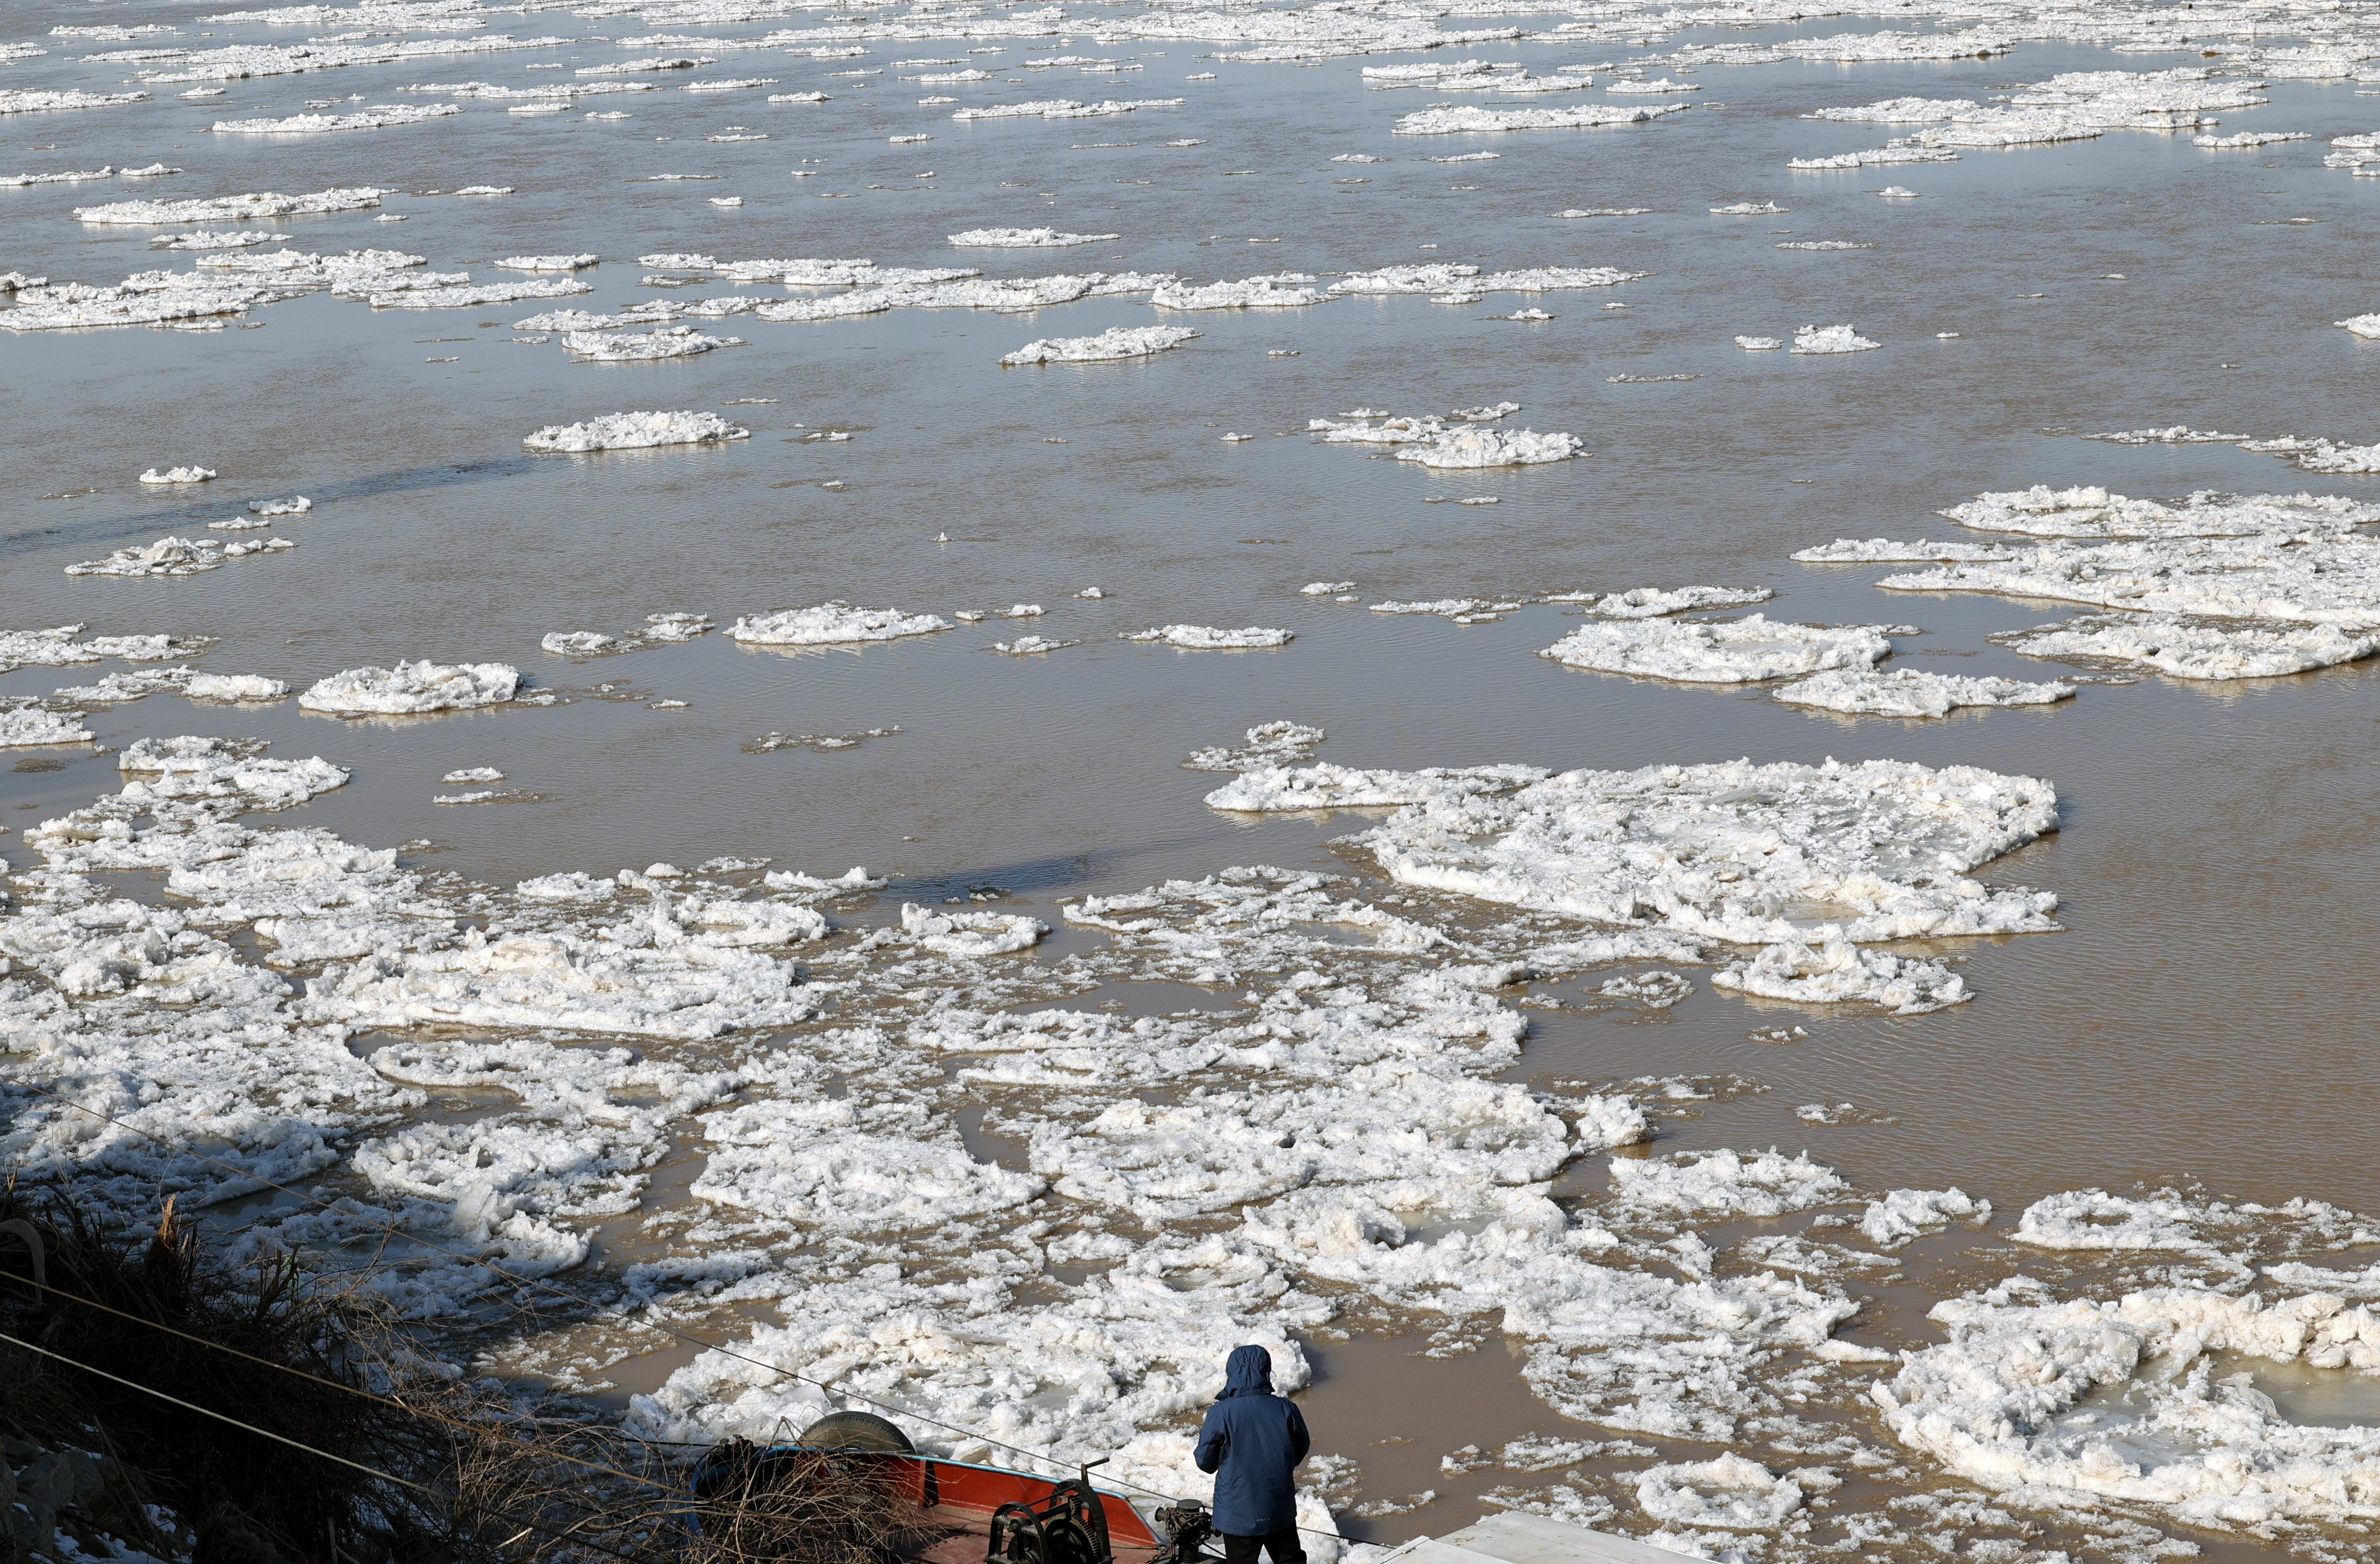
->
[[1997, 614, 2380, 679], [1941, 485, 2376, 540], [1395, 429, 1581, 468], [496, 253, 600, 270], [1634, 1455, 1803, 1531], [949, 226, 1122, 247], [76, 186, 385, 224], [1540, 614, 1895, 683], [0, 707, 94, 747], [140, 465, 218, 484], [1859, 1187, 1990, 1247], [65, 534, 294, 577], [1792, 323, 1880, 353], [298, 659, 519, 714], [1611, 1149, 1846, 1217], [1392, 102, 1686, 134], [1805, 97, 1978, 123], [564, 328, 739, 360], [185, 672, 289, 702], [1576, 585, 1776, 618], [1002, 325, 1198, 365], [1774, 668, 2075, 717], [729, 603, 948, 644], [214, 103, 459, 133], [900, 902, 1048, 956], [1340, 755, 2061, 947], [1123, 625, 1293, 649], [1791, 537, 2016, 562], [523, 410, 748, 451], [1151, 277, 1324, 309]]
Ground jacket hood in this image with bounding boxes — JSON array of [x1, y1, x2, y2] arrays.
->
[[1218, 1344, 1274, 1399]]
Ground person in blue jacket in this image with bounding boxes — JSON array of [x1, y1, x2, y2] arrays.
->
[[1194, 1345, 1311, 1564]]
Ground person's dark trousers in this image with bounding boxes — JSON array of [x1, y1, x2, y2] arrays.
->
[[1223, 1531, 1306, 1564]]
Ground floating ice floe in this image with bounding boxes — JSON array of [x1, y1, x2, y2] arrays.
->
[[1151, 276, 1323, 309], [729, 603, 949, 645], [151, 230, 295, 251], [248, 496, 310, 517], [0, 625, 209, 672], [369, 277, 592, 309], [1398, 429, 1581, 468], [1791, 537, 2018, 562], [902, 902, 1049, 958], [1392, 103, 1687, 134], [0, 89, 151, 113], [1805, 97, 1979, 123], [1184, 721, 1326, 773], [298, 660, 520, 714], [497, 254, 599, 271], [1995, 615, 2380, 679], [1330, 264, 1642, 295], [65, 534, 294, 577], [1774, 668, 2076, 717], [950, 97, 1181, 121], [1775, 240, 1874, 251], [523, 410, 749, 451], [1633, 1454, 1802, 1531], [948, 226, 1123, 247], [1606, 77, 1698, 93], [564, 328, 741, 361], [2195, 130, 2311, 147], [214, 103, 460, 133], [187, 673, 289, 702], [140, 465, 218, 484], [1787, 146, 1962, 169], [1370, 599, 1523, 623], [540, 632, 627, 657], [75, 186, 386, 224], [1940, 485, 2380, 540], [1710, 200, 1787, 214], [1124, 625, 1293, 649], [1860, 1187, 1990, 1246], [1, 168, 120, 187], [1002, 326, 1198, 365], [1551, 206, 1652, 218], [1613, 1145, 1845, 1214], [1879, 1275, 2380, 1528], [1736, 335, 1782, 350], [0, 707, 95, 747], [1568, 586, 1776, 618], [991, 635, 1078, 655], [1792, 323, 1880, 353], [1540, 614, 1898, 683], [1881, 526, 2380, 621], [1214, 755, 2056, 1011]]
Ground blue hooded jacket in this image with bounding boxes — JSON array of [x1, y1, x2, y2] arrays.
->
[[1193, 1345, 1311, 1537]]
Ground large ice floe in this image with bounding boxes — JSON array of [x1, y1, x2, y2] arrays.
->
[[1539, 614, 1900, 683], [1774, 668, 2076, 718], [213, 103, 460, 133], [1001, 326, 1198, 365], [1877, 1245, 2380, 1530], [1209, 756, 2059, 1013], [298, 660, 520, 714], [1308, 411, 1583, 468], [728, 603, 948, 645], [1808, 483, 2380, 680], [523, 410, 748, 452], [1124, 625, 1293, 649]]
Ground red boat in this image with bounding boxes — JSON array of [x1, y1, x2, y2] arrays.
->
[[685, 1412, 1215, 1564]]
